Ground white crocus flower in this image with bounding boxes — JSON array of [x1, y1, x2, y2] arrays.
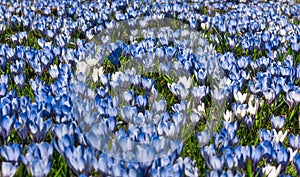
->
[[223, 110, 234, 122], [247, 95, 259, 116], [262, 164, 281, 177], [178, 76, 192, 89], [92, 67, 104, 82], [86, 57, 99, 66], [288, 147, 298, 162], [111, 71, 123, 82], [234, 91, 247, 104], [193, 102, 206, 118], [76, 61, 88, 76], [49, 64, 59, 79], [272, 129, 289, 143]]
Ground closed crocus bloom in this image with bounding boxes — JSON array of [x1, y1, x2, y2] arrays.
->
[[0, 115, 15, 141], [294, 153, 300, 176], [65, 145, 93, 175], [286, 88, 300, 108], [208, 155, 224, 171], [142, 77, 155, 92], [243, 115, 254, 130], [196, 130, 211, 147], [289, 133, 300, 151], [195, 69, 207, 85], [263, 88, 275, 106], [259, 129, 274, 142], [237, 56, 249, 70], [192, 85, 209, 102], [21, 142, 53, 177], [136, 95, 148, 109], [262, 30, 270, 43], [247, 95, 259, 116], [49, 64, 59, 79], [270, 115, 286, 131], [291, 42, 300, 54]]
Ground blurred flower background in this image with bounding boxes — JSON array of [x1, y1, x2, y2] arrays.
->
[[0, 0, 299, 176]]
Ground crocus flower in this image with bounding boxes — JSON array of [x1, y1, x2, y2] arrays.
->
[[0, 115, 15, 142], [21, 142, 53, 177], [289, 133, 300, 151], [294, 153, 300, 176], [196, 129, 211, 147], [1, 162, 19, 177], [270, 115, 286, 131], [272, 129, 289, 144], [223, 110, 234, 122], [234, 91, 247, 104], [262, 164, 281, 177], [0, 143, 22, 163]]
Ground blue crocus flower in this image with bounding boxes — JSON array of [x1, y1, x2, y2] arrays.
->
[[108, 47, 121, 67], [6, 47, 16, 60], [114, 86, 128, 105], [13, 74, 26, 91], [224, 153, 235, 170], [289, 133, 300, 151], [0, 115, 15, 142], [270, 115, 286, 131], [251, 145, 263, 168], [2, 102, 12, 117], [237, 56, 250, 70], [243, 115, 254, 131], [0, 56, 7, 71], [286, 88, 300, 108], [120, 106, 138, 123], [21, 142, 53, 177], [195, 69, 207, 85], [276, 145, 290, 170], [214, 130, 230, 149], [10, 59, 26, 75], [11, 98, 19, 115], [259, 129, 274, 142], [192, 85, 209, 103], [196, 130, 211, 147], [168, 82, 189, 100], [65, 145, 94, 175], [54, 134, 76, 156], [136, 95, 148, 109], [142, 77, 155, 92], [27, 109, 52, 142], [291, 42, 299, 54], [165, 46, 177, 59], [0, 83, 7, 97], [263, 88, 275, 106], [208, 155, 224, 172], [0, 143, 22, 163], [84, 122, 109, 151], [294, 153, 300, 176]]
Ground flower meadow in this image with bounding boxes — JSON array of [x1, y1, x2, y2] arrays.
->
[[0, 0, 300, 176]]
